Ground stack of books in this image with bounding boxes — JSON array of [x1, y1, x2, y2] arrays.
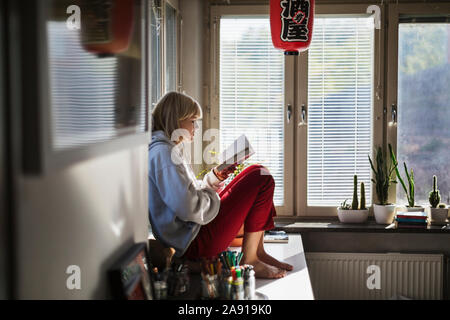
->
[[264, 230, 289, 243], [395, 211, 428, 229]]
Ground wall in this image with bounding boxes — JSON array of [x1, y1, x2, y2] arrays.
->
[[15, 147, 149, 299], [6, 0, 150, 299], [0, 0, 8, 299], [180, 0, 206, 174]]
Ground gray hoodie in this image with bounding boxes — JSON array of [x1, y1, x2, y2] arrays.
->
[[148, 130, 222, 257]]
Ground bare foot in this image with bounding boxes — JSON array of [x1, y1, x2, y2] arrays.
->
[[241, 259, 286, 279], [258, 251, 293, 271]]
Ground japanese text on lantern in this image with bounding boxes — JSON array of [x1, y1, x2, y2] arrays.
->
[[280, 0, 310, 42]]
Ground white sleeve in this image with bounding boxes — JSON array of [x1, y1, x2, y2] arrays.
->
[[202, 170, 224, 192], [153, 164, 221, 225]]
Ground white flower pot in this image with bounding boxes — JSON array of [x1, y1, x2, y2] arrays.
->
[[430, 207, 448, 223], [373, 204, 396, 224], [405, 206, 424, 212], [337, 208, 369, 224]]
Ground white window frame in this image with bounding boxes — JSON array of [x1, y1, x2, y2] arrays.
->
[[210, 5, 295, 216], [150, 0, 181, 103], [386, 2, 450, 205], [163, 0, 181, 93], [295, 3, 384, 217]]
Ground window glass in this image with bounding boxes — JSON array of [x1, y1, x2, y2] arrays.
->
[[151, 0, 162, 109], [397, 23, 450, 205], [307, 17, 374, 206], [220, 17, 285, 206], [165, 2, 177, 93]]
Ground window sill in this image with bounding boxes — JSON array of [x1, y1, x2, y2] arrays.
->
[[274, 218, 450, 234]]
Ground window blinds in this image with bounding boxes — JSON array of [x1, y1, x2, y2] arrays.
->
[[47, 21, 146, 150], [219, 17, 285, 206], [165, 2, 177, 93], [307, 17, 374, 206]]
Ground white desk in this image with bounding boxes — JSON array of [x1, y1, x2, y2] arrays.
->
[[230, 234, 315, 300]]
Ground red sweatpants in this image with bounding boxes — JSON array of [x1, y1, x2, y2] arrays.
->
[[182, 164, 276, 260]]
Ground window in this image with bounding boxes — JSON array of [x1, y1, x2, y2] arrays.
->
[[396, 22, 450, 205], [150, 0, 162, 110], [219, 17, 286, 206], [387, 4, 450, 208], [164, 1, 177, 92], [149, 0, 178, 112], [307, 17, 374, 207], [212, 5, 380, 216]]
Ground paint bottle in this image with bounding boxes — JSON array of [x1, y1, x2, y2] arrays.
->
[[244, 266, 255, 300], [232, 269, 245, 300], [154, 280, 167, 300]]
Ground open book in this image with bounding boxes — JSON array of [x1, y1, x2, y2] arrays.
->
[[216, 134, 255, 172]]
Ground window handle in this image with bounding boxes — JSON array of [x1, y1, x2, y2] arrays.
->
[[299, 104, 307, 126], [391, 103, 397, 125], [287, 104, 292, 123]]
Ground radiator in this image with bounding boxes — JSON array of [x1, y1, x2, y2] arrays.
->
[[305, 252, 444, 300]]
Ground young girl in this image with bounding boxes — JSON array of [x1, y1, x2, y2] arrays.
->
[[148, 91, 293, 279]]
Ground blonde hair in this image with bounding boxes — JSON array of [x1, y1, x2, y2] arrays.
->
[[151, 91, 202, 139]]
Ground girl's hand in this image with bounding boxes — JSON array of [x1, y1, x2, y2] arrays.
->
[[213, 165, 237, 181]]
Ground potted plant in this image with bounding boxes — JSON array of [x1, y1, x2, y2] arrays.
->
[[428, 175, 448, 224], [337, 175, 369, 223], [368, 145, 397, 224], [389, 144, 423, 212]]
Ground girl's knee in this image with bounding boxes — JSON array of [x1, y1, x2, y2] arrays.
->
[[244, 164, 268, 175], [242, 165, 274, 185]]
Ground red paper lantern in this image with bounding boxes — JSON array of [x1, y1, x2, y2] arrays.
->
[[270, 0, 315, 55], [82, 0, 135, 55]]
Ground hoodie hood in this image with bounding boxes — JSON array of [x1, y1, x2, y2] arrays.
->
[[150, 130, 174, 150]]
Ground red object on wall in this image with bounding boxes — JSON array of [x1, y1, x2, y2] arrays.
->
[[82, 0, 135, 55], [270, 0, 315, 55]]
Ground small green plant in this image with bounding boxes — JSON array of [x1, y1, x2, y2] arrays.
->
[[352, 175, 359, 210], [428, 175, 441, 208], [360, 182, 366, 210], [341, 176, 367, 211], [368, 146, 397, 205], [389, 144, 415, 208], [340, 199, 351, 210], [195, 150, 219, 179]]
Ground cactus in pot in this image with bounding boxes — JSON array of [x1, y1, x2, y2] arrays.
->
[[429, 175, 441, 208], [429, 176, 448, 224], [360, 182, 366, 210], [352, 175, 359, 210], [337, 175, 368, 223]]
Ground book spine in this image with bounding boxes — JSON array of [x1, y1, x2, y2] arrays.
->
[[397, 224, 427, 229], [395, 218, 428, 224], [396, 215, 427, 220]]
